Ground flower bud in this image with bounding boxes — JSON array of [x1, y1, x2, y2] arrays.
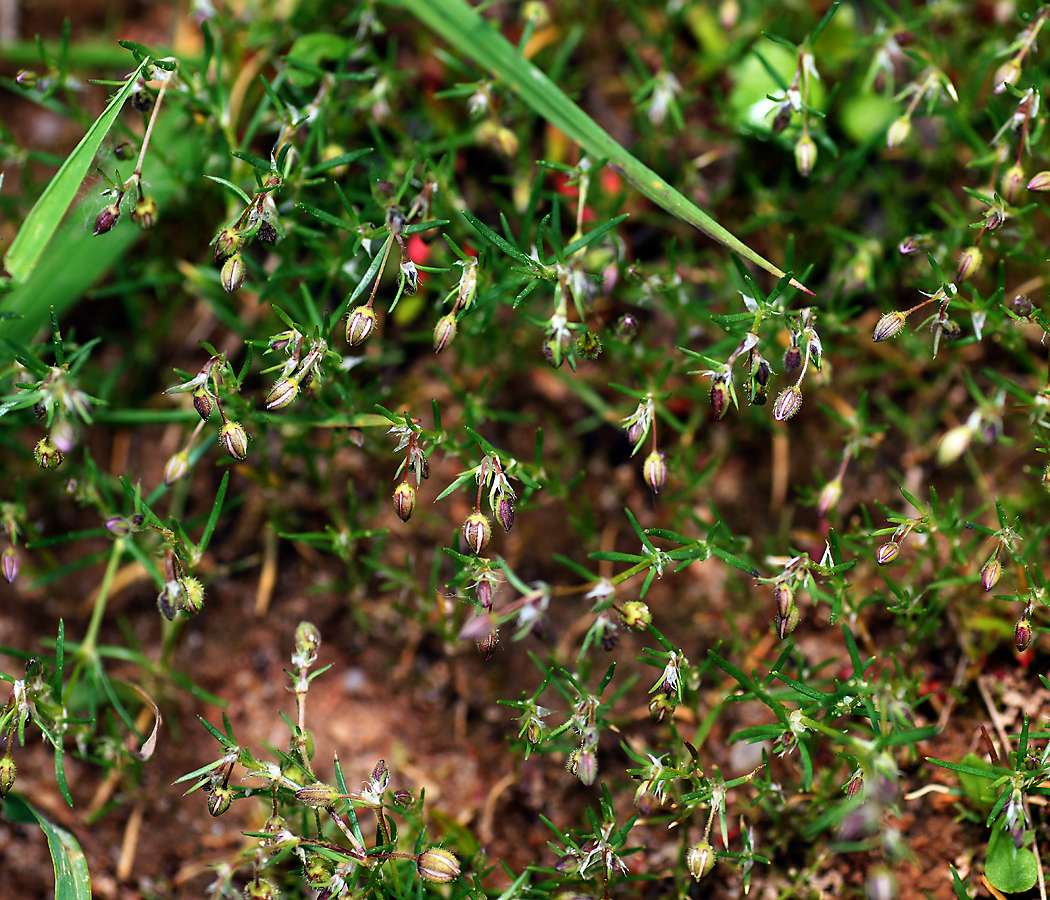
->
[[496, 496, 515, 532], [687, 840, 715, 881], [258, 221, 278, 244], [15, 69, 38, 88], [643, 450, 667, 493], [1015, 615, 1033, 652], [265, 376, 300, 411], [220, 253, 245, 293], [574, 331, 602, 360], [568, 746, 597, 785], [620, 600, 651, 629], [34, 436, 63, 470], [886, 116, 911, 149], [773, 581, 794, 620], [219, 419, 249, 460], [106, 516, 131, 536], [417, 848, 460, 884], [295, 781, 341, 807], [2, 547, 18, 583], [542, 331, 570, 369], [303, 854, 335, 888], [164, 451, 190, 485], [872, 311, 906, 342], [772, 385, 803, 421], [993, 58, 1021, 94], [1002, 164, 1026, 203], [93, 203, 121, 236], [0, 754, 16, 799], [783, 345, 802, 374], [393, 481, 416, 522], [208, 784, 233, 816], [193, 387, 214, 421], [244, 876, 279, 900], [131, 195, 158, 230], [776, 602, 800, 639], [294, 621, 321, 662], [616, 314, 639, 340], [648, 692, 676, 722], [1011, 294, 1033, 318], [131, 88, 155, 114], [1028, 170, 1050, 192], [955, 246, 982, 283], [433, 314, 457, 353], [771, 102, 792, 134], [936, 424, 973, 466], [462, 510, 492, 554], [346, 304, 377, 346], [214, 226, 242, 261], [709, 378, 730, 420], [50, 417, 75, 454], [876, 541, 899, 566], [400, 259, 419, 294], [157, 579, 183, 620], [182, 576, 205, 614], [817, 478, 842, 516], [980, 556, 1002, 592], [795, 134, 817, 177]]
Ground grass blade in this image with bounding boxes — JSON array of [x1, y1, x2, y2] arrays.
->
[[398, 0, 811, 294], [3, 58, 149, 284], [2, 794, 91, 900]]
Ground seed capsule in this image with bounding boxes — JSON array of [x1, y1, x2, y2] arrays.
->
[[886, 116, 911, 149], [208, 784, 233, 817], [265, 376, 300, 411], [876, 541, 900, 566], [1027, 170, 1050, 192], [981, 556, 1002, 592], [220, 253, 245, 293], [709, 379, 730, 420], [393, 481, 416, 522], [417, 848, 460, 884], [218, 419, 249, 460], [1015, 616, 1034, 652], [294, 782, 341, 807], [872, 311, 906, 342], [620, 600, 651, 629], [34, 437, 63, 470], [164, 451, 190, 485], [433, 313, 457, 353], [131, 196, 158, 230], [93, 203, 121, 236], [772, 385, 803, 421], [795, 133, 817, 177], [462, 510, 492, 554], [346, 304, 377, 346], [955, 246, 982, 283], [687, 840, 715, 881], [193, 387, 214, 421], [643, 450, 667, 493], [1002, 164, 1026, 203]]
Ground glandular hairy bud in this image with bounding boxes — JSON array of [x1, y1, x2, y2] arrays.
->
[[208, 784, 233, 817], [219, 419, 249, 460], [620, 600, 652, 629], [981, 556, 1002, 592], [783, 344, 802, 375], [295, 621, 322, 662], [687, 840, 715, 881], [265, 376, 300, 411], [193, 387, 214, 421], [244, 876, 279, 900], [574, 330, 602, 360], [710, 378, 730, 420], [817, 478, 843, 517], [1028, 170, 1050, 192], [303, 854, 335, 888], [93, 202, 121, 236], [346, 304, 377, 346], [34, 436, 63, 470], [936, 423, 973, 466], [2, 547, 18, 583], [417, 848, 460, 884], [1015, 615, 1034, 652], [295, 781, 341, 808], [164, 451, 190, 485], [886, 116, 912, 149], [795, 133, 817, 177], [872, 311, 907, 342], [1002, 164, 1026, 203], [772, 385, 803, 421], [393, 481, 416, 522], [220, 253, 245, 294], [568, 746, 597, 785], [643, 450, 667, 493], [462, 510, 492, 554], [214, 226, 242, 261], [258, 221, 278, 244], [433, 313, 457, 353], [131, 195, 158, 230], [0, 754, 16, 799], [182, 576, 205, 614], [955, 246, 982, 283], [876, 541, 900, 566], [496, 496, 515, 532]]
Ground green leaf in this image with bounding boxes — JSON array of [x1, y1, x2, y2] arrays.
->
[[398, 0, 808, 292], [985, 828, 1037, 894], [4, 58, 149, 284], [2, 794, 91, 900]]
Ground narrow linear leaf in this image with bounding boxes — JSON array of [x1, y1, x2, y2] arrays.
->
[[4, 58, 149, 283], [2, 794, 91, 900], [398, 0, 810, 293]]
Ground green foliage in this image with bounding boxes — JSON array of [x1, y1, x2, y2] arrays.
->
[[3, 1, 1050, 898]]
